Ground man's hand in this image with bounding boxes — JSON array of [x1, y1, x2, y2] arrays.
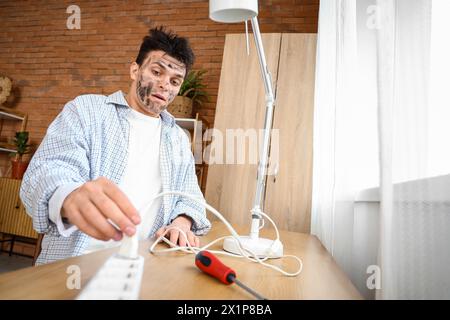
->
[[61, 177, 141, 241], [155, 215, 200, 248]]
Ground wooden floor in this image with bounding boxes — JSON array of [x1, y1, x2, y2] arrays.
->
[[0, 253, 32, 274]]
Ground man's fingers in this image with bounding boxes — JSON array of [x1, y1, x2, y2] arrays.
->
[[67, 208, 110, 241], [169, 229, 180, 247], [155, 226, 166, 238], [100, 178, 141, 225], [186, 231, 196, 247], [154, 224, 199, 248], [79, 201, 122, 241], [195, 236, 200, 248], [178, 230, 187, 247], [90, 192, 136, 237]]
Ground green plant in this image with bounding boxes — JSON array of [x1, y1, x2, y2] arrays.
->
[[178, 69, 210, 106], [13, 131, 31, 159]]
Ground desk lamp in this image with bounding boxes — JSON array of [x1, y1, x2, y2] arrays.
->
[[209, 0, 283, 258]]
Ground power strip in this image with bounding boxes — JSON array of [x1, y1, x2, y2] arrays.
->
[[76, 254, 145, 300]]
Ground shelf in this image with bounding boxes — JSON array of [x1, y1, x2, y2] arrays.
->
[[0, 106, 28, 156], [0, 142, 17, 153], [175, 118, 198, 131], [0, 106, 26, 121], [174, 114, 210, 190]]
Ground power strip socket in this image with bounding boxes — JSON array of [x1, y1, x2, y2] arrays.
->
[[76, 254, 145, 300]]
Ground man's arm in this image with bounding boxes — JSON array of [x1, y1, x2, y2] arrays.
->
[[20, 101, 141, 240], [20, 101, 91, 234]]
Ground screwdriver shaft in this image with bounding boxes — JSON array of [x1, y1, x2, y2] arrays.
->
[[233, 278, 268, 300]]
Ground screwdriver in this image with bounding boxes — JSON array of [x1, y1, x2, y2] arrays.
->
[[195, 250, 268, 300]]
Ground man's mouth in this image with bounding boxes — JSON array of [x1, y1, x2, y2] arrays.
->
[[151, 93, 166, 102]]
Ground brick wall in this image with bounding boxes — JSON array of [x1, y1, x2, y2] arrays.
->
[[0, 0, 318, 179]]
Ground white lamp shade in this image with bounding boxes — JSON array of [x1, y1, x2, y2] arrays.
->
[[209, 0, 258, 23]]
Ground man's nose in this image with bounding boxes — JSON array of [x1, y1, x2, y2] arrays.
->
[[157, 76, 170, 90]]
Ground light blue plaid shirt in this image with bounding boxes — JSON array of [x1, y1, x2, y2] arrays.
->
[[20, 90, 211, 265]]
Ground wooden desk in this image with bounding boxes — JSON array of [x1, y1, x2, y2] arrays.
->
[[0, 223, 362, 299]]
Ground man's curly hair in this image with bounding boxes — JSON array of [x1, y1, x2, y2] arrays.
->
[[135, 26, 195, 75]]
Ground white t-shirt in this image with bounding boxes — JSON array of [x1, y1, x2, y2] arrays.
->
[[49, 107, 163, 254], [85, 107, 163, 253]]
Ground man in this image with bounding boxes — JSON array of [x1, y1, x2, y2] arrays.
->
[[20, 26, 211, 265]]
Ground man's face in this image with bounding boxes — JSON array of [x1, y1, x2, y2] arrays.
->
[[131, 50, 186, 116]]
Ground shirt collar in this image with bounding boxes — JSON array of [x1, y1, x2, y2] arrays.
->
[[105, 90, 175, 127], [105, 90, 129, 107]]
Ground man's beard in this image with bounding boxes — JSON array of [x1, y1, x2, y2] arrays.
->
[[136, 78, 168, 114]]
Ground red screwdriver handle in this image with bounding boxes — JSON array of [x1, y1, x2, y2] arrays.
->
[[195, 250, 236, 285]]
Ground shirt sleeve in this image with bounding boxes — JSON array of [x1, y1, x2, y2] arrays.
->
[[48, 182, 84, 237], [20, 100, 91, 235]]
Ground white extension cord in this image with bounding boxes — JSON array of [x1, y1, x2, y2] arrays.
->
[[147, 191, 303, 277]]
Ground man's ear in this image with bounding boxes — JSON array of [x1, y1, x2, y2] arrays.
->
[[130, 62, 139, 81]]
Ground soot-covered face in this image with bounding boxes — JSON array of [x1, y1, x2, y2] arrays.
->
[[134, 50, 186, 116]]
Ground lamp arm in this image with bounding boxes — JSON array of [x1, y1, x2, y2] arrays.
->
[[249, 17, 276, 239]]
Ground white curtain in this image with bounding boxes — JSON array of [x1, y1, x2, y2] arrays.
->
[[312, 0, 450, 299], [376, 0, 450, 300], [311, 0, 379, 282]]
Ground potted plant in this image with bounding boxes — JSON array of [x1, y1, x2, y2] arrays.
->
[[11, 131, 31, 179], [168, 69, 210, 118]]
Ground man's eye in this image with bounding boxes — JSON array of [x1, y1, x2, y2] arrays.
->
[[172, 80, 180, 86], [152, 70, 160, 76]]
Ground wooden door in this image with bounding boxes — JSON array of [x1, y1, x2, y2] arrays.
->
[[264, 34, 317, 233]]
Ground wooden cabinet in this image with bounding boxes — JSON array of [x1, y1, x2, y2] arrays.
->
[[205, 33, 317, 233], [264, 34, 316, 233], [0, 177, 37, 239], [0, 177, 42, 263]]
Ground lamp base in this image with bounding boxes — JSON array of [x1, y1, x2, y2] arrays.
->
[[223, 236, 283, 259]]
